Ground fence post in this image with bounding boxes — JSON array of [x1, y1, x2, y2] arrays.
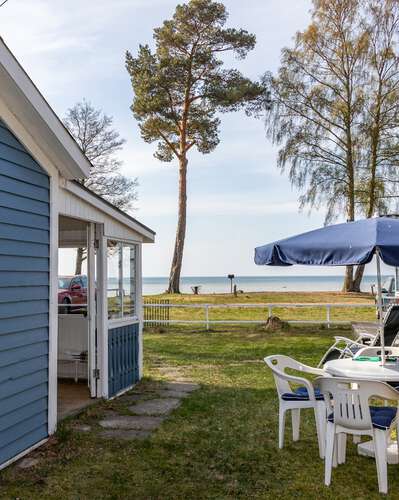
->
[[268, 305, 273, 319], [205, 305, 210, 331], [326, 305, 331, 328]]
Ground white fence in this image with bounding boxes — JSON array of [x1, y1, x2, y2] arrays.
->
[[143, 302, 375, 330]]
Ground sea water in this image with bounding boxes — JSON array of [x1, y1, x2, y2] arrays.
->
[[142, 275, 385, 295]]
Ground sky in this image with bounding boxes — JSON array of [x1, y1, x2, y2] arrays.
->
[[0, 0, 387, 278]]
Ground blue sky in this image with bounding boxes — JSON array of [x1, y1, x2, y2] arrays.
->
[[1, 0, 384, 278]]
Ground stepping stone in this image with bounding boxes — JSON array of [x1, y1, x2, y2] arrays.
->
[[121, 393, 151, 404], [157, 389, 190, 399], [129, 398, 181, 416], [73, 424, 92, 432], [17, 457, 39, 469], [100, 429, 151, 441], [163, 382, 200, 393], [99, 415, 164, 431]]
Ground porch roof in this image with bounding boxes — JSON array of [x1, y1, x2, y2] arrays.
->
[[63, 180, 155, 243]]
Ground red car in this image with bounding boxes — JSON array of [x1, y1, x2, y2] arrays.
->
[[58, 275, 88, 313]]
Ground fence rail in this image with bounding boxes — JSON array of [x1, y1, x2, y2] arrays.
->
[[143, 302, 375, 329], [144, 298, 170, 327]]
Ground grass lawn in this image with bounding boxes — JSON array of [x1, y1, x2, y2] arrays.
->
[[1, 324, 397, 499], [145, 291, 376, 324]]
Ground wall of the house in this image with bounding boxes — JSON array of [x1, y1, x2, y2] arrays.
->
[[0, 119, 49, 467]]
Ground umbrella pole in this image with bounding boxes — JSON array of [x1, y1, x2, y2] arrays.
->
[[376, 249, 385, 365]]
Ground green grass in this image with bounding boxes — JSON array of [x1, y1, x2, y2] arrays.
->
[[2, 324, 397, 499], [145, 291, 376, 324]]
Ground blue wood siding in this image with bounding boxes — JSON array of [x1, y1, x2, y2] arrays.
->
[[0, 119, 49, 467], [108, 323, 139, 397]]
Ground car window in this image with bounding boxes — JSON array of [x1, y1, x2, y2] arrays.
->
[[71, 278, 82, 288], [58, 277, 71, 289], [81, 276, 88, 288]]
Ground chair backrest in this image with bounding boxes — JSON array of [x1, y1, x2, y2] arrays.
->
[[373, 304, 399, 347], [316, 376, 399, 431], [264, 355, 315, 397]]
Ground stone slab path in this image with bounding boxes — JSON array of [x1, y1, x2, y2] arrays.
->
[[98, 381, 200, 441], [99, 415, 165, 430], [100, 429, 152, 441], [13, 379, 200, 470], [129, 398, 181, 416]]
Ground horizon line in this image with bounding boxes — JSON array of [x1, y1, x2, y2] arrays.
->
[[142, 274, 387, 279]]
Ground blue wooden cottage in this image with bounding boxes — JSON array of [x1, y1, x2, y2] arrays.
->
[[0, 38, 155, 469]]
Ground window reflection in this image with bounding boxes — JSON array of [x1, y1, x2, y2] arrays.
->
[[107, 241, 137, 320]]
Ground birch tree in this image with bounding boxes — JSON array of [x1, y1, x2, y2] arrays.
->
[[64, 100, 138, 274], [265, 0, 399, 292]]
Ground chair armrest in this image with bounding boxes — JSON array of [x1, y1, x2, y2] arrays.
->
[[270, 366, 317, 400], [300, 365, 325, 376]]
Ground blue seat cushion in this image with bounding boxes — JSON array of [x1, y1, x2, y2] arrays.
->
[[281, 386, 324, 401], [328, 406, 397, 430]]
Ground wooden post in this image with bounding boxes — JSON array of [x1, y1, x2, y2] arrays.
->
[[205, 305, 209, 331]]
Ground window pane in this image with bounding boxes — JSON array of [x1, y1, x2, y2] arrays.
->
[[122, 244, 136, 317], [107, 241, 122, 319]]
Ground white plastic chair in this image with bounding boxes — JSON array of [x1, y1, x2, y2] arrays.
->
[[264, 355, 327, 458], [318, 304, 399, 367], [318, 333, 375, 367], [316, 376, 399, 494]]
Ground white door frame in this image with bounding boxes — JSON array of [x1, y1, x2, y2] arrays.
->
[[97, 230, 109, 399], [87, 222, 97, 397]]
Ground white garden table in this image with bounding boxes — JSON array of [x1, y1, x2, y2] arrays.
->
[[324, 358, 399, 464], [324, 358, 399, 382]]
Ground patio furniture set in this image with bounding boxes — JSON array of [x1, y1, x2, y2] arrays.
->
[[255, 217, 399, 494], [265, 305, 399, 494]]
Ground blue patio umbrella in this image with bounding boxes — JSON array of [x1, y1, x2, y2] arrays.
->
[[254, 217, 399, 364]]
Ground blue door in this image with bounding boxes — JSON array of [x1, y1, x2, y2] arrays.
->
[[0, 120, 49, 466], [108, 322, 139, 397]]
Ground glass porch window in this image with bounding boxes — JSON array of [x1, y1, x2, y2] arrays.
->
[[107, 240, 137, 320]]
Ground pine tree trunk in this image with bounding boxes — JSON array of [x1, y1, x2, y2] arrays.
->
[[168, 157, 188, 294], [75, 247, 84, 275]]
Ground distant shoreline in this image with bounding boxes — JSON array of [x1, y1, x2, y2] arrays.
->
[[142, 275, 385, 296]]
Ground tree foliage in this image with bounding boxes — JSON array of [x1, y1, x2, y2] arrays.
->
[[64, 100, 138, 210], [64, 100, 138, 274], [265, 0, 399, 291], [126, 0, 266, 293]]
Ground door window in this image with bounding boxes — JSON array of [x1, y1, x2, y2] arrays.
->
[[107, 241, 137, 320]]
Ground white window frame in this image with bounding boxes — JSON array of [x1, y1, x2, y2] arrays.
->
[[107, 238, 139, 327]]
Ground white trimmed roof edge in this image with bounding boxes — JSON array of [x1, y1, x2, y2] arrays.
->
[[0, 37, 91, 179], [66, 180, 156, 243]]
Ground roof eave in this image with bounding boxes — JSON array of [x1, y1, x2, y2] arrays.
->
[[0, 38, 91, 179], [66, 181, 156, 243]]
